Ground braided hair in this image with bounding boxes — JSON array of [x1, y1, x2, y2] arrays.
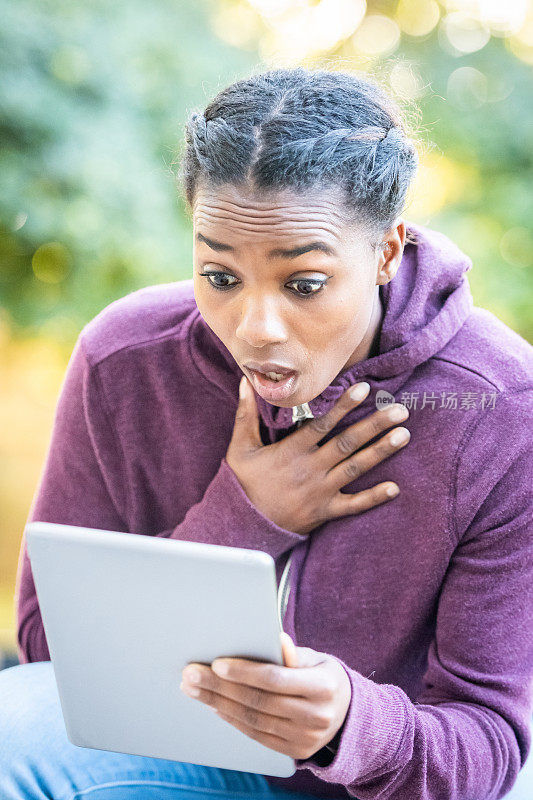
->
[[178, 67, 419, 248]]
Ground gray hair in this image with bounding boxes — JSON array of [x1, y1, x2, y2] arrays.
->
[[178, 67, 420, 248]]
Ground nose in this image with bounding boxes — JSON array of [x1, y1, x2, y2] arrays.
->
[[235, 295, 288, 348]]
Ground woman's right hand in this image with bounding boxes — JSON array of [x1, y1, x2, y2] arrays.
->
[[225, 376, 410, 536]]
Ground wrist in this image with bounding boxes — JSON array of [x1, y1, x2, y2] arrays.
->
[[307, 723, 344, 767]]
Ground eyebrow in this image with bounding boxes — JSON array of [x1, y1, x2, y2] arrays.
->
[[195, 232, 337, 259]]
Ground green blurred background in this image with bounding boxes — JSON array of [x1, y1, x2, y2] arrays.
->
[[1, 0, 532, 665]]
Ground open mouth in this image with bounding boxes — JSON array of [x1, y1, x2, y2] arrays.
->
[[246, 368, 298, 401], [256, 369, 291, 382]]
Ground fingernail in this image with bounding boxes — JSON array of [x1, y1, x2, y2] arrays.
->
[[389, 404, 408, 422], [349, 382, 370, 401], [239, 376, 247, 398], [391, 429, 409, 446], [386, 484, 399, 497], [212, 660, 229, 677], [184, 669, 201, 684]]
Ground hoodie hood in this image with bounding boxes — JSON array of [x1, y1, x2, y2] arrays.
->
[[192, 220, 474, 430]]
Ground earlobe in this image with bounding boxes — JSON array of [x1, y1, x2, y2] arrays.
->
[[376, 270, 393, 286], [376, 249, 397, 286], [374, 228, 403, 285]]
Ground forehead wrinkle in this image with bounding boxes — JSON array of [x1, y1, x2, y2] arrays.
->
[[194, 208, 344, 227], [195, 219, 344, 244], [196, 209, 296, 225], [193, 197, 347, 226], [195, 210, 345, 239], [194, 209, 346, 229]]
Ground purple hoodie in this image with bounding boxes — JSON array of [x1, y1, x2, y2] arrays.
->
[[16, 221, 533, 799]]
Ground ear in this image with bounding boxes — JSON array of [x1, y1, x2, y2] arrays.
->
[[376, 219, 406, 286]]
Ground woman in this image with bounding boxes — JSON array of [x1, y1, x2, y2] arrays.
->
[[1, 67, 532, 800]]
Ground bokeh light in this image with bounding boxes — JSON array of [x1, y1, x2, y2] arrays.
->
[[351, 14, 401, 58], [507, 3, 533, 62], [12, 212, 28, 232], [499, 227, 533, 269], [442, 0, 529, 36], [256, 0, 367, 61], [396, 0, 440, 37], [475, 0, 528, 36], [211, 2, 262, 48], [31, 242, 72, 284], [440, 11, 491, 54], [49, 44, 91, 85], [447, 66, 488, 109]]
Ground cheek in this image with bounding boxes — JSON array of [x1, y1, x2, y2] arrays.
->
[[319, 287, 375, 351], [193, 280, 226, 336], [327, 288, 369, 328]]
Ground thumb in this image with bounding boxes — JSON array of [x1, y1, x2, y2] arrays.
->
[[231, 374, 262, 450], [280, 631, 299, 668]]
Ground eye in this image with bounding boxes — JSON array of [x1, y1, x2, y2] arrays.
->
[[199, 272, 237, 290], [285, 278, 326, 297], [199, 271, 327, 298]]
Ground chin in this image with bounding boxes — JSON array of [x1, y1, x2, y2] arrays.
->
[[268, 388, 319, 409]]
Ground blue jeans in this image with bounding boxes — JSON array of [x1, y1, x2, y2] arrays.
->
[[1, 661, 532, 800], [0, 661, 322, 800]]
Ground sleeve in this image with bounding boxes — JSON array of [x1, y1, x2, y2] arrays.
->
[[151, 457, 307, 557], [291, 390, 533, 800], [15, 335, 306, 665]]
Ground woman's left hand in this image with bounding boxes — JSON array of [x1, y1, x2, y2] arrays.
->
[[180, 632, 351, 760]]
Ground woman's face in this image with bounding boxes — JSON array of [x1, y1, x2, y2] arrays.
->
[[192, 181, 404, 407]]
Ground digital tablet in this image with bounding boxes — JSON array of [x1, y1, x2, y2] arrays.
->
[[24, 521, 296, 777]]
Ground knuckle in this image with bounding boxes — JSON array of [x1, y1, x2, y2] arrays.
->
[[247, 685, 264, 710], [335, 431, 355, 456], [310, 712, 332, 731], [343, 457, 361, 481], [308, 415, 334, 436], [243, 706, 260, 728], [374, 438, 392, 459]]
